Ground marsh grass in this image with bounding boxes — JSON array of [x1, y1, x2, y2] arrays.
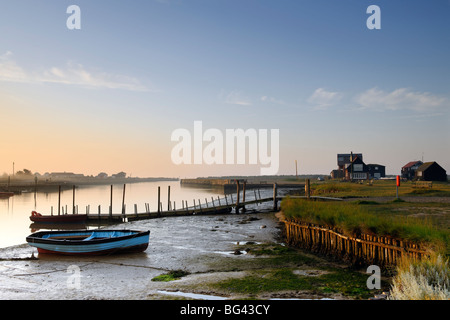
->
[[151, 270, 190, 282], [310, 180, 450, 198], [281, 197, 449, 253], [389, 254, 450, 300]]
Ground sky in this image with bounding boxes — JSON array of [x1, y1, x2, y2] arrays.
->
[[0, 0, 449, 178]]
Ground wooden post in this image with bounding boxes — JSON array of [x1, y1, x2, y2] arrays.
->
[[109, 185, 113, 219], [157, 186, 161, 217], [72, 185, 76, 214], [168, 186, 171, 211], [58, 185, 61, 216], [212, 196, 217, 213], [235, 180, 240, 213], [305, 179, 310, 199], [205, 198, 209, 208], [121, 184, 126, 216], [242, 180, 246, 212], [34, 176, 37, 203], [198, 199, 203, 214], [217, 196, 221, 206], [273, 183, 278, 211]]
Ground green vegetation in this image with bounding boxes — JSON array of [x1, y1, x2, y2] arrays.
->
[[389, 254, 450, 300], [151, 270, 190, 282], [213, 269, 373, 299], [281, 197, 449, 254], [210, 243, 383, 300], [309, 180, 450, 198]]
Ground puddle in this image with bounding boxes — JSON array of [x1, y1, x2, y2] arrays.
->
[[157, 290, 334, 301], [214, 250, 248, 256], [293, 269, 329, 277], [157, 290, 228, 300], [270, 298, 334, 300], [233, 241, 260, 245]]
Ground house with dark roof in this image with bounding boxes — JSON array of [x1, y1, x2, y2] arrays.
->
[[401, 161, 423, 180], [367, 164, 386, 179], [337, 153, 363, 170], [331, 152, 385, 180], [331, 153, 363, 179], [345, 155, 369, 180], [415, 162, 447, 181]]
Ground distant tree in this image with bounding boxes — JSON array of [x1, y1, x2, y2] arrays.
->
[[112, 172, 126, 179], [97, 172, 108, 178], [16, 169, 32, 176]]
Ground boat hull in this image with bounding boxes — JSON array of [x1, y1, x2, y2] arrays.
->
[[26, 230, 150, 256], [29, 214, 87, 224]]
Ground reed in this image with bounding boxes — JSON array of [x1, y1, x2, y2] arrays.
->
[[389, 254, 450, 300], [281, 197, 448, 255]]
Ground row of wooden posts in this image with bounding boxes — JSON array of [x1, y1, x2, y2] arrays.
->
[[283, 220, 430, 267], [50, 181, 282, 219]]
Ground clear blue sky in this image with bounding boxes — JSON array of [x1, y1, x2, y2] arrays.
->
[[0, 0, 449, 177]]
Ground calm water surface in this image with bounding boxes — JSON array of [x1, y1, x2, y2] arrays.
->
[[0, 181, 227, 248]]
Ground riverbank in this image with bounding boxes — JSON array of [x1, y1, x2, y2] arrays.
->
[[0, 177, 178, 194], [0, 211, 382, 300]]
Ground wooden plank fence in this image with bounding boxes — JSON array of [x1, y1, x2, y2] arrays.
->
[[283, 220, 430, 267]]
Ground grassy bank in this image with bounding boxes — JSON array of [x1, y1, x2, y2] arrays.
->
[[281, 197, 449, 254], [309, 180, 450, 198], [208, 243, 386, 300]]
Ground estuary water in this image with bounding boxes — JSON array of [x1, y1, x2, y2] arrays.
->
[[0, 181, 278, 249], [0, 181, 226, 248]]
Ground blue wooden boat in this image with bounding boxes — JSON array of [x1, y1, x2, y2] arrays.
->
[[26, 230, 150, 255]]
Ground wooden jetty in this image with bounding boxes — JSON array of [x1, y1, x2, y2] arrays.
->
[[41, 179, 334, 225], [42, 181, 298, 225]]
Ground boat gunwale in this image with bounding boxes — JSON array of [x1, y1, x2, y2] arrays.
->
[[29, 214, 88, 223], [26, 229, 150, 247]]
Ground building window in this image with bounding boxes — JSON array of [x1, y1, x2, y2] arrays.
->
[[352, 173, 367, 180]]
